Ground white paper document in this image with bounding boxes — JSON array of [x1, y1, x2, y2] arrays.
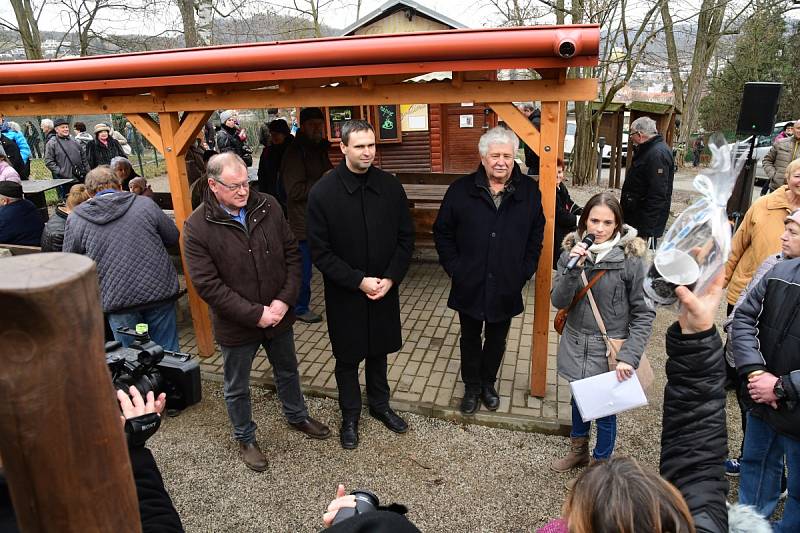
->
[[570, 371, 648, 422]]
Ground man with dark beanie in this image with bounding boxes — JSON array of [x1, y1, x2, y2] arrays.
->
[[0, 180, 43, 245], [280, 107, 332, 323], [257, 118, 293, 211]]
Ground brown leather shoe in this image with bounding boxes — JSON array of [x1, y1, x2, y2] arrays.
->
[[289, 417, 332, 439], [238, 441, 268, 472]]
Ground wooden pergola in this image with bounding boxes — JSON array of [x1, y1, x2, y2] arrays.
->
[[0, 25, 599, 397]]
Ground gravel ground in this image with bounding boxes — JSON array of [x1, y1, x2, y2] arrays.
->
[[149, 304, 746, 533], [147, 177, 754, 532]]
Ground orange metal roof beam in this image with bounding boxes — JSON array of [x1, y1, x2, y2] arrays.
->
[[0, 25, 599, 88]]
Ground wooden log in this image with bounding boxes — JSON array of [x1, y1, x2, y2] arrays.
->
[[0, 253, 141, 533]]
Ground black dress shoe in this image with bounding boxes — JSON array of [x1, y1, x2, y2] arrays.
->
[[368, 407, 409, 434], [460, 392, 480, 415], [480, 386, 500, 411], [340, 420, 359, 449]]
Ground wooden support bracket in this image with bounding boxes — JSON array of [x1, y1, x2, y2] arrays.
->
[[124, 113, 164, 154], [451, 71, 464, 89], [490, 102, 541, 157], [175, 110, 213, 156]]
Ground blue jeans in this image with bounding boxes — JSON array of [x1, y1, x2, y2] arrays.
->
[[739, 412, 799, 531], [570, 398, 617, 460], [108, 301, 179, 352], [296, 240, 312, 315], [220, 328, 309, 443]]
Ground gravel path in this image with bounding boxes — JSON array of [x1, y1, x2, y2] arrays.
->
[[149, 302, 744, 533]]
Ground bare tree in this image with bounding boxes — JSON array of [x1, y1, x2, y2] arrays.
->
[[174, 0, 213, 46], [1, 0, 46, 59], [285, 0, 336, 37]]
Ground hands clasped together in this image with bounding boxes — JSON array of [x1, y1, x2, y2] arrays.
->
[[359, 277, 393, 301], [258, 299, 290, 328]]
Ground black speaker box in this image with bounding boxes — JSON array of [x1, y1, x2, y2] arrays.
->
[[736, 82, 782, 136]]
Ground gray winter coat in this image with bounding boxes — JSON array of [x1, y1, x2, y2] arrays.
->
[[44, 134, 87, 180], [763, 136, 800, 191], [63, 191, 180, 313], [551, 226, 654, 382]]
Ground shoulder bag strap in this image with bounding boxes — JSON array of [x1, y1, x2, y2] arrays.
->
[[55, 137, 76, 167], [582, 271, 620, 359], [563, 269, 607, 315]]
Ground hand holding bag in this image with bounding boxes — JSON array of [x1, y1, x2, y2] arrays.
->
[[582, 271, 654, 391], [553, 270, 606, 335]]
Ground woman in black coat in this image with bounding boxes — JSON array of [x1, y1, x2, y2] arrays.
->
[[85, 124, 127, 170], [433, 126, 545, 415], [553, 158, 582, 269]]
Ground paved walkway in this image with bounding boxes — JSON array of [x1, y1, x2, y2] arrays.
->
[[177, 255, 571, 434]]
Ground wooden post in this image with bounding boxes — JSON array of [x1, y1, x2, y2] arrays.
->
[[529, 101, 561, 398], [0, 254, 141, 532], [156, 111, 216, 357]]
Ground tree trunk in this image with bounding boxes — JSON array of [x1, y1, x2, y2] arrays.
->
[[10, 0, 43, 59], [195, 0, 213, 46], [676, 0, 726, 163], [177, 0, 199, 47], [660, 2, 683, 114]]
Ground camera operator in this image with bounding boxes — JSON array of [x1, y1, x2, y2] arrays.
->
[[321, 484, 420, 533], [0, 386, 183, 533]]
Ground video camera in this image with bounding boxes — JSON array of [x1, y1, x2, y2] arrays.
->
[[106, 325, 202, 411]]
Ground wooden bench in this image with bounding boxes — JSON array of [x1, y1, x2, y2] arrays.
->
[[0, 244, 42, 257], [402, 183, 449, 248]]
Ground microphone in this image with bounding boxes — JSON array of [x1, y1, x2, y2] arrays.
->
[[563, 234, 595, 274]]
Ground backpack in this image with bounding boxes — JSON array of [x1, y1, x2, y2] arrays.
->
[[0, 134, 29, 180]]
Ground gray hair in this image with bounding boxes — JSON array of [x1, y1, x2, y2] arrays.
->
[[478, 126, 519, 156], [85, 165, 121, 195], [41, 118, 54, 130], [630, 116, 658, 137], [206, 151, 247, 183], [109, 156, 133, 175], [341, 120, 374, 146], [6, 121, 21, 132]]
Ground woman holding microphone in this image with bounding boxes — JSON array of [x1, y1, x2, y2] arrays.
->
[[549, 192, 654, 487]]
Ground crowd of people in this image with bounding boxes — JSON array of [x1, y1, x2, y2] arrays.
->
[[1, 106, 798, 532]]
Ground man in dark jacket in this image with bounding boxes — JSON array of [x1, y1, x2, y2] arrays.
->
[[433, 126, 545, 415], [521, 105, 541, 176], [281, 107, 332, 324], [257, 118, 293, 211], [183, 152, 331, 472], [620, 116, 674, 245], [0, 181, 43, 245], [63, 166, 180, 351], [730, 257, 800, 530], [44, 118, 88, 181], [307, 120, 414, 449]]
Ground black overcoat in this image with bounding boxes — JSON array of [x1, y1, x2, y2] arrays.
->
[[307, 161, 414, 362], [620, 134, 675, 239], [433, 164, 545, 323]]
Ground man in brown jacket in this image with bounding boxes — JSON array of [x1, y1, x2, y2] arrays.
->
[[763, 119, 800, 193], [280, 107, 332, 323], [183, 152, 330, 472]]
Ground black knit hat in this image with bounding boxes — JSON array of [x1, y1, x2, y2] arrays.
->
[[53, 118, 69, 128], [0, 180, 23, 199], [268, 119, 291, 135], [299, 107, 324, 124]]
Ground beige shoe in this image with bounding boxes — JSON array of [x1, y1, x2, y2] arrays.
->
[[239, 441, 268, 472], [550, 436, 589, 473]]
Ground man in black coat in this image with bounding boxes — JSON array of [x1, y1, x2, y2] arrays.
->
[[307, 120, 414, 449], [620, 116, 674, 246], [433, 126, 545, 415]]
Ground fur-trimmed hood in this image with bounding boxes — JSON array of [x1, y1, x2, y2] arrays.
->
[[726, 502, 772, 533], [561, 224, 647, 259]]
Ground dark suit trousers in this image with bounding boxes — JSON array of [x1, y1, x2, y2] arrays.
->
[[334, 354, 391, 421], [458, 312, 512, 393]]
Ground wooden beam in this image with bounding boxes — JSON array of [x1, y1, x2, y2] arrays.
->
[[158, 112, 215, 357], [0, 78, 598, 116], [529, 101, 561, 398], [175, 110, 213, 155], [451, 72, 464, 89], [125, 113, 164, 153], [490, 102, 541, 157], [0, 254, 141, 532]]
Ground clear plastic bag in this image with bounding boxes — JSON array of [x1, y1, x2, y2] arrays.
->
[[643, 134, 747, 308]]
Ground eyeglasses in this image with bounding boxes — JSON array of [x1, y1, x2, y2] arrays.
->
[[214, 179, 249, 192]]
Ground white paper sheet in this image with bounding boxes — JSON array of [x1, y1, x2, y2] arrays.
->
[[570, 371, 648, 422]]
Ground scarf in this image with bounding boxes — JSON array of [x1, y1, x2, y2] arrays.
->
[[587, 232, 620, 264]]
